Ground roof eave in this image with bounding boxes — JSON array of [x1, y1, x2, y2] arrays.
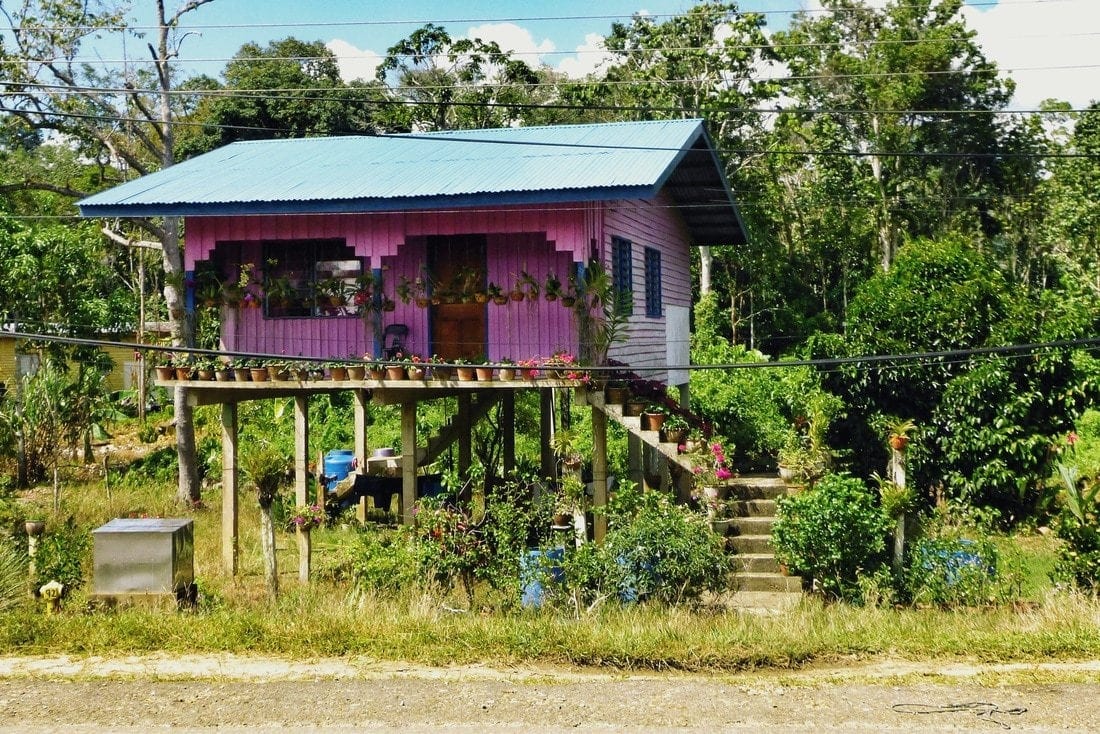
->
[[76, 184, 658, 219]]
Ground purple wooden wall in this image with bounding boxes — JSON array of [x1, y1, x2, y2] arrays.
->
[[185, 205, 600, 360], [599, 191, 693, 380]]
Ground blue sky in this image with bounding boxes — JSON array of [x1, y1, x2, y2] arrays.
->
[[151, 0, 1096, 108]]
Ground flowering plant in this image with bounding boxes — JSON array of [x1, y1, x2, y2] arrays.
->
[[289, 503, 327, 531], [690, 440, 734, 489]]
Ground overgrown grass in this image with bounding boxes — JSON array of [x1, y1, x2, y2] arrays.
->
[[3, 466, 1098, 673], [3, 585, 1100, 670]]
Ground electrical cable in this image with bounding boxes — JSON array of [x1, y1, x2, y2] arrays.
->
[[892, 701, 1028, 730]]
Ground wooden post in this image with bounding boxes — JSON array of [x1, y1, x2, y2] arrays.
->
[[502, 391, 515, 476], [591, 404, 609, 543], [540, 388, 555, 479], [294, 395, 311, 583], [627, 434, 643, 492], [353, 389, 368, 473], [220, 401, 238, 575], [890, 446, 907, 573], [458, 393, 472, 475], [401, 401, 417, 525]]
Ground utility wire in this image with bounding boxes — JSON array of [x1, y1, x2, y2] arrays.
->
[[2, 105, 1096, 160], [0, 0, 1070, 33], [7, 29, 1100, 65], [6, 330, 1099, 374]]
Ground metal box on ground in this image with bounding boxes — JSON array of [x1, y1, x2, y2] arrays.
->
[[92, 518, 195, 605]]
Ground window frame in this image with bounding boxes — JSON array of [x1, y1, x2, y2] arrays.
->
[[644, 246, 662, 318], [611, 236, 634, 317]]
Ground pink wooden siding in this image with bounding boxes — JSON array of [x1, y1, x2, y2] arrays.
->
[[486, 233, 577, 361], [600, 191, 693, 380], [186, 205, 596, 359]]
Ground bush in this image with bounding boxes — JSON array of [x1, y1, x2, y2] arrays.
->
[[33, 516, 91, 590], [602, 486, 731, 605], [350, 527, 426, 597], [772, 473, 891, 600], [1052, 464, 1100, 592], [0, 539, 26, 610], [904, 535, 1002, 607]]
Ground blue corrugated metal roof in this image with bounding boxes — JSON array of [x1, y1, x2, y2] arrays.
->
[[78, 119, 745, 244]]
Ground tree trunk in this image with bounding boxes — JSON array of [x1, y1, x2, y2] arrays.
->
[[260, 503, 279, 600], [699, 245, 713, 295]]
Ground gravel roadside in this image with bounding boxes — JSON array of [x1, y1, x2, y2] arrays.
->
[[1, 655, 1099, 731]]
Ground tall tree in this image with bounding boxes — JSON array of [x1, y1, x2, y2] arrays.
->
[[375, 23, 540, 131], [773, 0, 1013, 272], [175, 37, 384, 158], [597, 2, 778, 297], [1, 0, 213, 505]]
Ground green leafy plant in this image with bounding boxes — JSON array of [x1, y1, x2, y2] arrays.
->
[[0, 539, 26, 611], [904, 535, 1002, 607], [32, 516, 91, 591], [772, 473, 892, 600], [602, 486, 731, 605]]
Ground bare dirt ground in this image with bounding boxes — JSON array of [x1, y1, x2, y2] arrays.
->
[[1, 655, 1099, 732]]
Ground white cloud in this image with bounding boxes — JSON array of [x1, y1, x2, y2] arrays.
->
[[326, 39, 382, 83], [557, 33, 615, 79], [466, 22, 555, 58], [962, 0, 1100, 109]]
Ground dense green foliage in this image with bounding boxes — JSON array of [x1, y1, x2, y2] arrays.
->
[[772, 474, 892, 600]]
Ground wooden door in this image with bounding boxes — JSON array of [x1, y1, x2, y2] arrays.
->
[[428, 235, 487, 360]]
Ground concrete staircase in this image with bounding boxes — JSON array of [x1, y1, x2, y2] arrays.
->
[[585, 391, 803, 608], [721, 475, 803, 596]]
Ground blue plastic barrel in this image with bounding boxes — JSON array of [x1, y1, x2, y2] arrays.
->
[[520, 547, 565, 608], [323, 449, 356, 491]]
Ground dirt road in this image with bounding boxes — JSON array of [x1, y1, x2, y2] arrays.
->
[[1, 654, 1098, 731]]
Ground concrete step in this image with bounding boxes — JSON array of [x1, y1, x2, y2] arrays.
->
[[719, 590, 803, 613], [726, 534, 774, 554], [730, 516, 775, 535], [734, 553, 781, 574], [732, 572, 804, 593], [726, 475, 790, 500], [726, 499, 776, 517]]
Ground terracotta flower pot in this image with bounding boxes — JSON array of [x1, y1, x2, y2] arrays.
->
[[456, 366, 476, 381], [347, 365, 366, 380], [660, 427, 688, 445], [385, 365, 406, 380], [233, 368, 251, 382], [197, 369, 216, 381], [249, 367, 269, 382], [622, 400, 646, 417], [407, 366, 426, 380], [641, 411, 666, 431], [368, 368, 386, 380], [329, 366, 348, 381], [215, 369, 233, 382], [155, 366, 175, 381], [498, 367, 516, 381], [475, 366, 495, 381], [889, 435, 909, 451], [605, 386, 629, 404], [174, 367, 194, 381]]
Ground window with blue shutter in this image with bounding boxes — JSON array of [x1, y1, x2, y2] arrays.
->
[[611, 236, 633, 316], [644, 247, 662, 318]]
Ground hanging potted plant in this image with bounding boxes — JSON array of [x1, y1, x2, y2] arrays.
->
[[488, 282, 508, 306], [888, 418, 916, 452], [543, 272, 562, 302], [519, 270, 540, 301]]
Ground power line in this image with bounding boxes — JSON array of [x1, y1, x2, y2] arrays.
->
[[8, 79, 1092, 118], [5, 330, 1099, 374], [7, 29, 1099, 66], [3, 105, 1096, 160], [0, 1, 1057, 34]]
